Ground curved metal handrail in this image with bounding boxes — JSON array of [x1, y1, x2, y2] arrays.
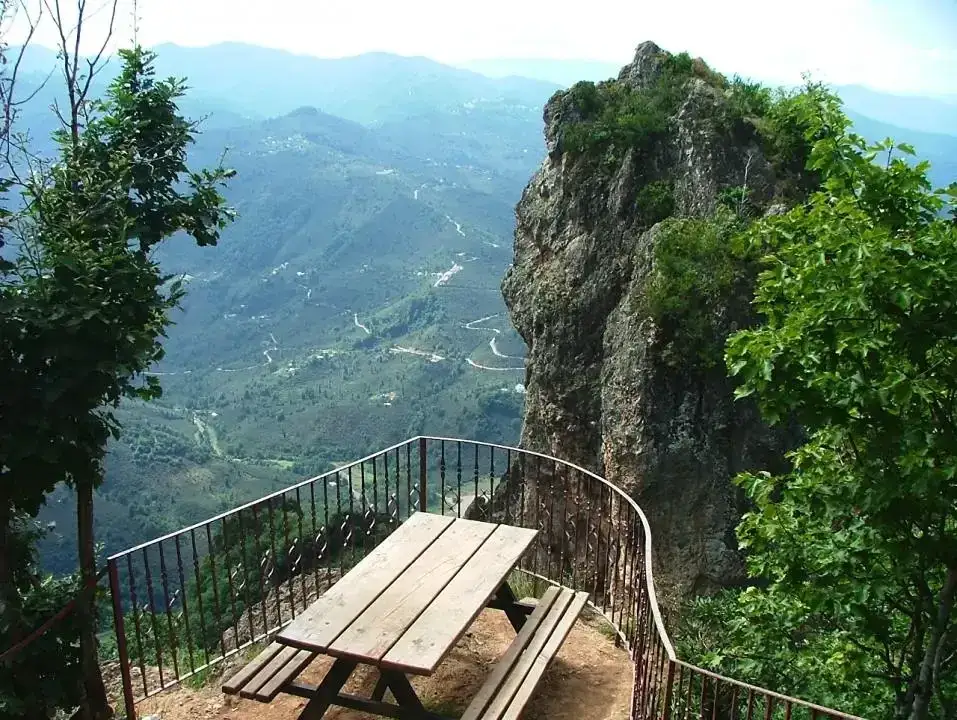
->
[[103, 434, 863, 720], [418, 436, 864, 720], [420, 434, 676, 659]]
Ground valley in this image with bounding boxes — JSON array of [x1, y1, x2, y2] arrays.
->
[[35, 61, 548, 574]]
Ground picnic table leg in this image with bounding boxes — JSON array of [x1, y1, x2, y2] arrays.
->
[[371, 672, 390, 702], [494, 582, 527, 632], [298, 658, 357, 720], [378, 670, 430, 718]]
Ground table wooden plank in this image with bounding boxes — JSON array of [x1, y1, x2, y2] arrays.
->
[[381, 524, 538, 674], [500, 591, 589, 720], [327, 517, 498, 666], [277, 512, 454, 652], [474, 588, 576, 719]]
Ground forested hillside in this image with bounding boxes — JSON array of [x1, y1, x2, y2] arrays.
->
[[33, 52, 553, 575]]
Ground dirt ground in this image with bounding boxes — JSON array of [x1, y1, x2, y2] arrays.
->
[[137, 609, 633, 720]]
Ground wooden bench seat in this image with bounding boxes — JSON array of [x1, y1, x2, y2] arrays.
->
[[222, 643, 318, 702], [462, 585, 589, 720]]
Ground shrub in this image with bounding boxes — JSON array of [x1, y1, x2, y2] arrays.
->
[[635, 180, 676, 226], [640, 210, 752, 367]]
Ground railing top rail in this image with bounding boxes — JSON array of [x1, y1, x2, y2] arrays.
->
[[419, 435, 676, 659], [106, 435, 419, 561], [673, 661, 866, 720]]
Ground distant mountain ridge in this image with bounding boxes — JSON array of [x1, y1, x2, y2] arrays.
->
[[457, 56, 957, 140]]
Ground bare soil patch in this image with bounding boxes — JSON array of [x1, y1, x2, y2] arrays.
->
[[137, 609, 632, 720]]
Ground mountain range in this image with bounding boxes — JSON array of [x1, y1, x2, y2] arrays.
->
[[19, 42, 953, 574]]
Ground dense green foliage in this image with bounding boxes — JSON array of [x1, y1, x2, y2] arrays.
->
[[640, 209, 752, 367], [635, 180, 676, 227], [681, 84, 957, 720], [561, 52, 724, 160]]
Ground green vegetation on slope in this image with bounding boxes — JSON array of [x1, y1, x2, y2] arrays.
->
[[676, 87, 957, 720]]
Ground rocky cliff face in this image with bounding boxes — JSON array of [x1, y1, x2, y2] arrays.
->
[[503, 42, 794, 598]]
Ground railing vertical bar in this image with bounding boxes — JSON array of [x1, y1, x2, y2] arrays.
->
[[359, 462, 368, 557], [372, 455, 378, 528], [661, 660, 676, 720], [591, 482, 604, 602], [406, 442, 414, 513], [440, 439, 447, 515], [347, 466, 356, 567], [281, 491, 295, 619], [684, 661, 696, 720], [488, 445, 495, 522], [157, 540, 181, 679], [519, 451, 527, 530], [393, 446, 401, 521], [188, 530, 211, 668], [323, 476, 332, 589], [504, 449, 512, 526], [125, 553, 149, 697], [545, 460, 557, 591], [764, 695, 775, 720], [473, 443, 480, 516], [729, 684, 740, 720], [309, 483, 320, 602], [747, 689, 756, 720], [672, 663, 686, 720], [570, 468, 582, 592], [294, 486, 305, 609], [623, 513, 638, 646], [142, 547, 164, 689], [173, 535, 196, 675], [418, 437, 428, 512], [456, 441, 463, 518], [109, 558, 137, 720], [554, 463, 568, 587], [336, 470, 346, 578], [611, 493, 624, 635], [217, 517, 240, 655], [250, 504, 269, 639]]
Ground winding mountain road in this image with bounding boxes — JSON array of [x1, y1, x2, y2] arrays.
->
[[354, 313, 371, 335], [462, 314, 525, 371]]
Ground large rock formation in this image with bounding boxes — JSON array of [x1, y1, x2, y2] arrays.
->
[[503, 42, 794, 599]]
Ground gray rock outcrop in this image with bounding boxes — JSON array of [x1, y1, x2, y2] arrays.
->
[[503, 41, 795, 600]]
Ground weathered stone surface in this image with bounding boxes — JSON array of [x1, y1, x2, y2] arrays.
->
[[503, 42, 794, 601]]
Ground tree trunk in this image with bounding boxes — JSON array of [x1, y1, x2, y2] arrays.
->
[[0, 502, 21, 637], [75, 480, 113, 720], [910, 567, 957, 720]]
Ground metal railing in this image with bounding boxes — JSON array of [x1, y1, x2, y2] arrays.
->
[[105, 437, 863, 720]]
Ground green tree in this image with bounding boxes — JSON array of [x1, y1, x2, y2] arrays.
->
[[704, 84, 957, 719], [0, 40, 234, 719]]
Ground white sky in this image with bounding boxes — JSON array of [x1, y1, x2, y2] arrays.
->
[[9, 0, 957, 96]]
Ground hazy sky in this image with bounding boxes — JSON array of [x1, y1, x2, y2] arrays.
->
[[10, 0, 957, 96]]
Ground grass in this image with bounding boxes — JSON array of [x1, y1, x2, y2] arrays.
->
[[506, 569, 548, 602]]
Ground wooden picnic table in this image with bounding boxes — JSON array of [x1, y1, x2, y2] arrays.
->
[[223, 511, 587, 719]]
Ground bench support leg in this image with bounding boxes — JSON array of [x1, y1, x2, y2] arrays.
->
[[493, 582, 527, 632]]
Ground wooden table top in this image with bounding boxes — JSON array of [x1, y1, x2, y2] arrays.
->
[[276, 512, 537, 676]]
